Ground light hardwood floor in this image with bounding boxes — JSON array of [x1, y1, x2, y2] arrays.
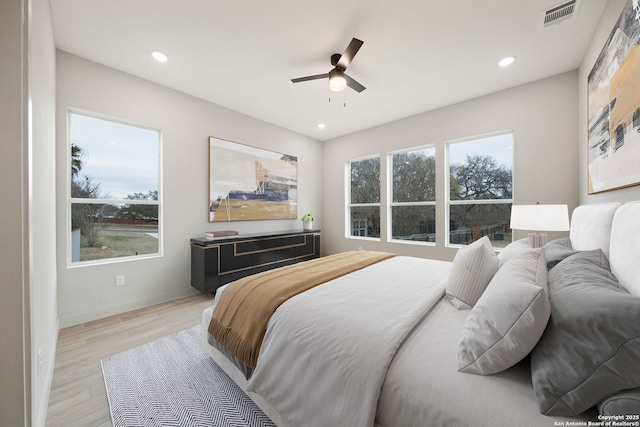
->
[[45, 293, 216, 427]]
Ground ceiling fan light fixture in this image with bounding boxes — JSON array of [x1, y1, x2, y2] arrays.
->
[[329, 69, 347, 92]]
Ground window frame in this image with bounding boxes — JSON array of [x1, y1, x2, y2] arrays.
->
[[67, 109, 163, 267], [445, 131, 513, 248], [387, 144, 437, 245], [346, 155, 381, 240]]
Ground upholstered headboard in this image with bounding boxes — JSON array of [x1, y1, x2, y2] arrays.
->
[[609, 201, 640, 296], [569, 203, 620, 259], [569, 201, 639, 296]]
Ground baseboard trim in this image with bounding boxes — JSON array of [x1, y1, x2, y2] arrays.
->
[[58, 289, 200, 328]]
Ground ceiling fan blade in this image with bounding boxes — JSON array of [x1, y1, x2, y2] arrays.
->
[[345, 74, 366, 93], [337, 38, 364, 70], [291, 73, 329, 83]]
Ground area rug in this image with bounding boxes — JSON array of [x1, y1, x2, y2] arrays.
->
[[101, 325, 276, 427]]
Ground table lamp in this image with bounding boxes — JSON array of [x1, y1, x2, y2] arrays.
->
[[510, 204, 570, 248]]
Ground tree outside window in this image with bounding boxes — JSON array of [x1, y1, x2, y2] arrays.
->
[[69, 112, 161, 264], [447, 133, 513, 248], [348, 157, 380, 238], [390, 146, 436, 243]]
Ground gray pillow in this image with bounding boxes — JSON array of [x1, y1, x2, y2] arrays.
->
[[531, 249, 640, 416], [598, 387, 640, 416], [542, 237, 577, 270]]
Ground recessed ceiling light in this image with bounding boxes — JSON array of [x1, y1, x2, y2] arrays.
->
[[498, 56, 515, 67], [317, 123, 326, 129], [151, 51, 168, 62]]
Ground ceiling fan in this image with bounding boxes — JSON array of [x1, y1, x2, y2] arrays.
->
[[291, 37, 366, 93]]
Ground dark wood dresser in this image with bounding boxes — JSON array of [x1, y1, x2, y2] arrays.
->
[[190, 229, 321, 293]]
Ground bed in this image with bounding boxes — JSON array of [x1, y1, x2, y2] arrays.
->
[[201, 201, 640, 426]]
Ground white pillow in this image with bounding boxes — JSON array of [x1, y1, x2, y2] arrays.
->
[[497, 237, 530, 268], [458, 248, 550, 375], [446, 236, 499, 310]]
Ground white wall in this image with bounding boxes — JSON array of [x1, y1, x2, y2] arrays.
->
[[56, 52, 323, 327], [30, 0, 59, 424], [0, 0, 58, 425], [578, 0, 640, 204], [322, 71, 579, 261]]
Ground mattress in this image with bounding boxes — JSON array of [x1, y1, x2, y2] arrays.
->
[[377, 296, 598, 427]]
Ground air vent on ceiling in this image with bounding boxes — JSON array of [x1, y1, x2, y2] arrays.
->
[[540, 0, 580, 30]]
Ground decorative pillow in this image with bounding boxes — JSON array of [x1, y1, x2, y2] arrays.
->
[[598, 387, 640, 416], [542, 237, 577, 270], [458, 248, 549, 375], [446, 236, 498, 309], [531, 250, 640, 416], [497, 238, 529, 267]]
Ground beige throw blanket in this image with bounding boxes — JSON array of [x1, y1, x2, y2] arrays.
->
[[208, 250, 395, 369]]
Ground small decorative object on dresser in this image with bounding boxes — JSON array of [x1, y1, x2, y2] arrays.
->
[[205, 230, 239, 240], [301, 212, 314, 230]]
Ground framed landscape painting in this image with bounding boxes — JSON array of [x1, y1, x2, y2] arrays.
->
[[208, 137, 298, 222], [587, 0, 640, 193]]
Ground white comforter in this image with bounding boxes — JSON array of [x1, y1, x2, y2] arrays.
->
[[246, 256, 450, 427]]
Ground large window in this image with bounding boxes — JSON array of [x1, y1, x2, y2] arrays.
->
[[447, 133, 513, 248], [69, 112, 161, 265], [348, 157, 380, 238], [390, 146, 436, 243]]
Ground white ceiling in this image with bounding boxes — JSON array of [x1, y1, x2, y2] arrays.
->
[[50, 0, 607, 141]]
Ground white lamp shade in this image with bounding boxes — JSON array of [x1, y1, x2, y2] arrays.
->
[[510, 204, 570, 231]]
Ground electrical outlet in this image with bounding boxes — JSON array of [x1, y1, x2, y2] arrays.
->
[[115, 275, 125, 286]]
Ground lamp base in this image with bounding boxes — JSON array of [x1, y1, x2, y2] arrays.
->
[[528, 233, 548, 248]]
